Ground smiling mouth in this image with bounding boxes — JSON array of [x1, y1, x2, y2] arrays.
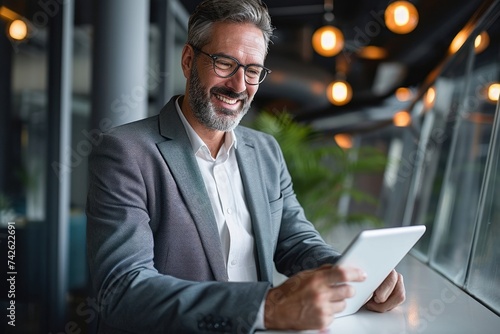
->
[[214, 93, 239, 105]]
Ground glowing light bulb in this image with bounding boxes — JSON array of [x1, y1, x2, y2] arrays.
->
[[395, 87, 412, 101], [334, 134, 353, 149], [487, 83, 500, 103], [393, 110, 412, 127], [9, 19, 28, 41], [358, 46, 388, 59], [385, 1, 419, 34], [321, 30, 336, 50], [474, 31, 489, 54], [475, 35, 482, 48], [327, 80, 352, 106], [312, 25, 344, 57], [394, 6, 410, 27], [449, 29, 469, 54], [424, 86, 436, 109]]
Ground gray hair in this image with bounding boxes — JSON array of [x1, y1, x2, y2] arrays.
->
[[187, 0, 274, 53]]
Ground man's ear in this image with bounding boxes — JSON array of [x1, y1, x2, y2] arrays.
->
[[181, 44, 194, 79]]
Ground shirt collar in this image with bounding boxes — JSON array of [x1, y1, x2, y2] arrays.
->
[[175, 96, 238, 158]]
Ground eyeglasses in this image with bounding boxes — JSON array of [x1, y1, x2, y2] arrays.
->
[[190, 44, 271, 85]]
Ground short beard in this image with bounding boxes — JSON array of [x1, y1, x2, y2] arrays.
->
[[188, 61, 251, 132]]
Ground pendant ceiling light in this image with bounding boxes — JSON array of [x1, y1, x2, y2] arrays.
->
[[486, 83, 500, 104], [0, 6, 29, 41], [327, 79, 352, 106], [8, 19, 28, 41], [393, 110, 412, 127], [312, 0, 344, 57], [474, 31, 490, 54], [385, 1, 419, 34]]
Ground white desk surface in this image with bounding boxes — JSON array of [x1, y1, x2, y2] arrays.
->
[[258, 255, 500, 334]]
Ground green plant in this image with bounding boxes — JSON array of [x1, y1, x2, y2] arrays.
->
[[252, 111, 387, 233]]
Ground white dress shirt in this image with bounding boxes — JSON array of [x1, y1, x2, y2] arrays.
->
[[175, 97, 268, 329], [175, 98, 258, 282]]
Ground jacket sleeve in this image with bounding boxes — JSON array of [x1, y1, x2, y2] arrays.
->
[[86, 131, 270, 334]]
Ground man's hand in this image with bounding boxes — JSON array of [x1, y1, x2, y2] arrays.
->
[[264, 264, 366, 330], [365, 269, 406, 312]]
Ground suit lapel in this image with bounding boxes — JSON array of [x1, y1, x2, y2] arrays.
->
[[156, 97, 228, 281], [235, 132, 274, 283]]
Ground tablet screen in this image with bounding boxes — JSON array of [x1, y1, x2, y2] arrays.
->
[[334, 225, 426, 317]]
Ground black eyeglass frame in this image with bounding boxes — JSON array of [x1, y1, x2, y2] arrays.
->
[[190, 44, 271, 85]]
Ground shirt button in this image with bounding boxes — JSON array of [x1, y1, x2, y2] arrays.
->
[[231, 259, 237, 266], [227, 208, 232, 215]]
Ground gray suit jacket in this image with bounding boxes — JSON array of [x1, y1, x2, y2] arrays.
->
[[86, 96, 340, 333]]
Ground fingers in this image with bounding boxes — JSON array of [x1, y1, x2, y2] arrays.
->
[[265, 266, 406, 332], [329, 283, 355, 303], [374, 269, 399, 303], [320, 264, 367, 285], [264, 265, 366, 331], [365, 271, 406, 313], [314, 265, 366, 305]]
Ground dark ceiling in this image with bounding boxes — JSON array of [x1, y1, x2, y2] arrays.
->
[[179, 0, 492, 120], [4, 0, 496, 122]]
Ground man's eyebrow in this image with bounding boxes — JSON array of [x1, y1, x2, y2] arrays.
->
[[213, 51, 264, 65]]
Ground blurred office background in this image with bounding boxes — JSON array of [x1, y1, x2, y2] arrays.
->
[[0, 0, 499, 333]]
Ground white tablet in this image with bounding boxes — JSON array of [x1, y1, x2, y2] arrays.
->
[[334, 225, 426, 318]]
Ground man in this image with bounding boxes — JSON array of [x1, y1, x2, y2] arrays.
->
[[86, 0, 405, 333]]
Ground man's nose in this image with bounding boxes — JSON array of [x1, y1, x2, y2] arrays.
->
[[225, 66, 247, 93]]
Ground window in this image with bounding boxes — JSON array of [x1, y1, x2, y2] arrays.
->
[[404, 44, 472, 260], [465, 72, 500, 315]]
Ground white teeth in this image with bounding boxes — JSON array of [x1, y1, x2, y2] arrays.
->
[[215, 94, 238, 105]]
